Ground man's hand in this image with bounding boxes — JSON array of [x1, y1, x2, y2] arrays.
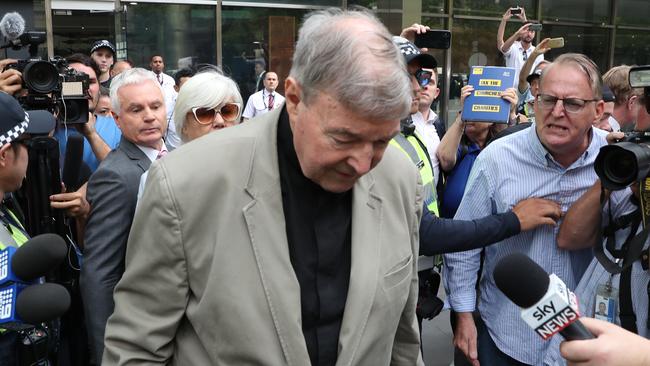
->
[[515, 23, 532, 39], [512, 198, 562, 231], [0, 58, 23, 96], [74, 112, 97, 138], [400, 23, 430, 42], [606, 131, 625, 145], [453, 312, 480, 366], [502, 8, 513, 21], [532, 38, 551, 58], [560, 317, 650, 366], [50, 183, 90, 218]]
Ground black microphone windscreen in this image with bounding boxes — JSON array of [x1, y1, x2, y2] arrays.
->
[[62, 134, 84, 192], [0, 12, 25, 41], [16, 283, 70, 324], [11, 233, 67, 282], [493, 253, 550, 308]]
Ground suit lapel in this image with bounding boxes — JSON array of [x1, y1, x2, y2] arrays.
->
[[119, 137, 152, 172], [241, 110, 311, 366], [336, 174, 382, 366]]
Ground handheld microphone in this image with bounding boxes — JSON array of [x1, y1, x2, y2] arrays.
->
[[0, 12, 25, 41], [62, 135, 84, 192], [494, 253, 594, 341], [0, 282, 70, 329], [11, 233, 67, 282]]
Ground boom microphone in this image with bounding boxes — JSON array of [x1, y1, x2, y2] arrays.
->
[[0, 12, 25, 41], [11, 233, 67, 282], [61, 135, 84, 192], [494, 253, 594, 341]]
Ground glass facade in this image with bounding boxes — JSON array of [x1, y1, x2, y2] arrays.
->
[[41, 0, 650, 124]]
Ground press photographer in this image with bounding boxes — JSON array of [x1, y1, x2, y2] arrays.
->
[[550, 65, 650, 364]]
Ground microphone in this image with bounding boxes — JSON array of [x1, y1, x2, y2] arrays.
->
[[0, 12, 25, 41], [11, 233, 67, 282], [16, 283, 70, 324], [494, 253, 594, 341], [0, 282, 70, 329], [61, 134, 84, 192]]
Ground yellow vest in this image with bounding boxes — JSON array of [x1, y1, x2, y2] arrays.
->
[[390, 132, 439, 216], [0, 208, 29, 250]]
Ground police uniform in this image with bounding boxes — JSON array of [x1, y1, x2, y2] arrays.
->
[[0, 92, 52, 364]]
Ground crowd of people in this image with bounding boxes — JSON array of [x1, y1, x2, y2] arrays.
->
[[0, 4, 649, 366]]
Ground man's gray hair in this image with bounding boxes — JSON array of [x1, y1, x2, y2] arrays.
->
[[290, 8, 411, 121], [174, 71, 243, 142], [110, 67, 163, 115], [540, 53, 603, 99]]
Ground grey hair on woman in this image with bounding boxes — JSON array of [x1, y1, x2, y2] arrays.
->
[[173, 71, 243, 143]]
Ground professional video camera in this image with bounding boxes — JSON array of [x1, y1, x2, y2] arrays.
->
[[1, 22, 90, 125], [5, 57, 90, 125], [595, 66, 650, 191]]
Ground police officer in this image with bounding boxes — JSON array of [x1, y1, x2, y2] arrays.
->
[[0, 91, 53, 364]]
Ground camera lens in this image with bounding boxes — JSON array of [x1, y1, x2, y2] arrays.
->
[[23, 61, 59, 94], [603, 149, 636, 187]]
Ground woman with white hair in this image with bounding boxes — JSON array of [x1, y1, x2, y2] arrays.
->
[[173, 71, 243, 143], [137, 71, 243, 202]]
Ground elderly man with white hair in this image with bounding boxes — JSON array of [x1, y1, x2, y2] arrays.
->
[[81, 67, 167, 364]]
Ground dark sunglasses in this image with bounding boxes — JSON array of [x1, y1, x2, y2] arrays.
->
[[413, 69, 433, 88], [191, 103, 241, 125], [10, 136, 31, 147]]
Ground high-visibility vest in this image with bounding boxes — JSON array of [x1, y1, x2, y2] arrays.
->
[[390, 131, 439, 217], [0, 207, 29, 250]]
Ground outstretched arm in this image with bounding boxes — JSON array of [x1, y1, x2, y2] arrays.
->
[[420, 197, 561, 255]]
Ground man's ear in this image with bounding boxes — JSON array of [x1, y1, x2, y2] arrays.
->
[[0, 143, 12, 167], [284, 77, 302, 120], [112, 111, 122, 131], [628, 95, 638, 111]]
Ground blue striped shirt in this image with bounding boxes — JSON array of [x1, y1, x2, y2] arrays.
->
[[443, 124, 608, 364]]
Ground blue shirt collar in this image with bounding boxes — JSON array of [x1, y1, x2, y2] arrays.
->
[[527, 122, 603, 170]]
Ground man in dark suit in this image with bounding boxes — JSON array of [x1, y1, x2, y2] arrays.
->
[[103, 8, 423, 366], [81, 68, 168, 364]]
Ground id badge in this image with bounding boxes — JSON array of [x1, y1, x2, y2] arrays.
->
[[594, 283, 619, 324]]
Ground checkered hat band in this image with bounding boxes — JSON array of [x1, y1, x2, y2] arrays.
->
[[0, 112, 28, 145], [400, 44, 419, 56]]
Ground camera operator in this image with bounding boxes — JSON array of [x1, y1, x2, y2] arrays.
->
[[50, 54, 122, 226], [0, 59, 22, 96], [0, 91, 53, 364]]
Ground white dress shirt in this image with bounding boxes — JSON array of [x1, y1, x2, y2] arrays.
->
[[411, 109, 441, 185], [502, 41, 544, 85], [242, 89, 285, 120]]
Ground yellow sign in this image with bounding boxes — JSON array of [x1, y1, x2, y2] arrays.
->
[[472, 105, 500, 112], [479, 79, 502, 87], [474, 90, 502, 97], [473, 67, 484, 75]]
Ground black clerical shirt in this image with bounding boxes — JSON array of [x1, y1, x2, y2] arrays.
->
[[276, 107, 352, 366]]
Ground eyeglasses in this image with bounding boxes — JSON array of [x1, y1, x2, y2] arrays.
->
[[413, 69, 433, 88], [191, 103, 241, 125], [522, 49, 528, 61], [536, 94, 599, 114]]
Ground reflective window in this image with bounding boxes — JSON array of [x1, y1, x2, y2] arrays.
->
[[222, 7, 308, 104], [541, 25, 610, 70], [614, 30, 650, 66], [53, 10, 116, 57], [123, 3, 216, 71], [453, 1, 535, 19], [230, 0, 340, 5], [422, 0, 446, 14], [542, 0, 611, 24], [617, 0, 650, 26]]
